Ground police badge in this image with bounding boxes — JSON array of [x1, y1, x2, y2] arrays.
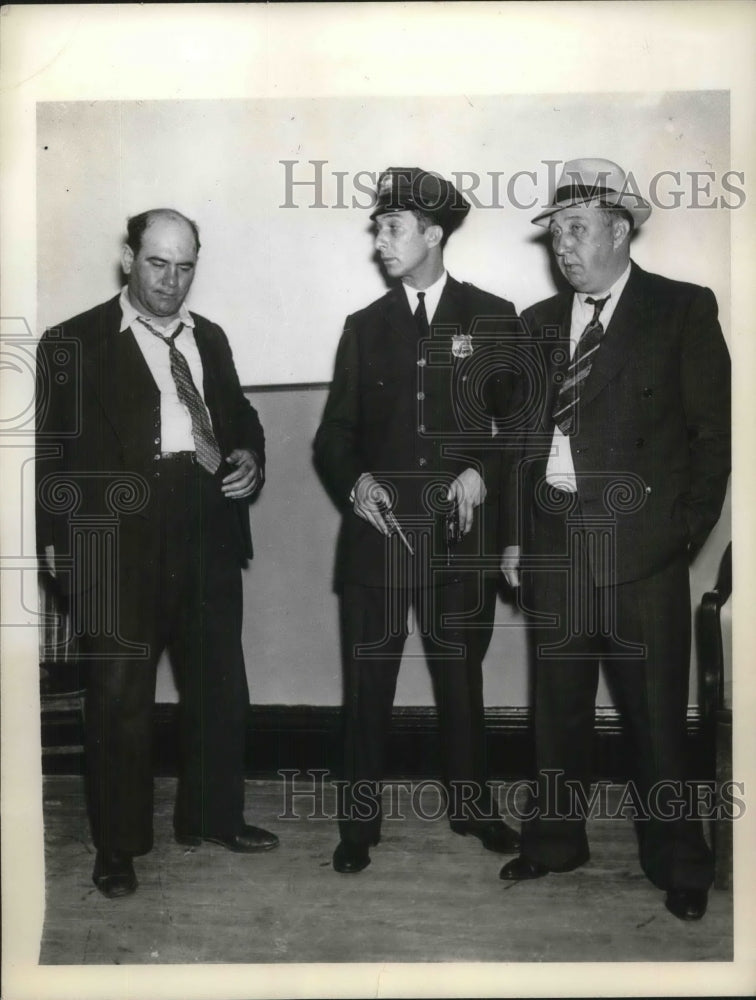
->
[[451, 333, 473, 359]]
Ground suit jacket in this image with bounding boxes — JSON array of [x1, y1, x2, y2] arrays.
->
[[314, 275, 522, 587], [510, 262, 731, 587], [36, 295, 265, 594]]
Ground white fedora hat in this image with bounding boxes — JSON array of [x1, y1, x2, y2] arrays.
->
[[532, 157, 651, 228]]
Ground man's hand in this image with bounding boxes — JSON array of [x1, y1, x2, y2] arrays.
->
[[221, 449, 263, 499], [447, 467, 486, 535], [353, 472, 392, 536], [501, 545, 520, 588]]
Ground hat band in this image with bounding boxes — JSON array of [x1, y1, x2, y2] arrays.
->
[[553, 181, 620, 206]]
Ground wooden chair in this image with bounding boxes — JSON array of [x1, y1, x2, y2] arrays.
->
[[697, 542, 732, 890], [39, 573, 86, 766]]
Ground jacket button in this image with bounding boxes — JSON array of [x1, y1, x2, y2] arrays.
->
[[635, 438, 645, 447], [418, 424, 426, 433], [417, 358, 426, 367], [154, 453, 161, 460], [642, 387, 654, 397], [154, 437, 160, 445], [417, 392, 425, 400], [645, 486, 652, 494], [418, 457, 428, 467]]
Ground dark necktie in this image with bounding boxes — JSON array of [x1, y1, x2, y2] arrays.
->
[[414, 291, 430, 338], [551, 295, 610, 436], [139, 318, 222, 474]]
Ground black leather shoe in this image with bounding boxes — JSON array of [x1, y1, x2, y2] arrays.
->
[[333, 841, 371, 873], [452, 820, 521, 854], [92, 851, 137, 898], [499, 855, 550, 881], [175, 824, 279, 853], [665, 888, 708, 921]]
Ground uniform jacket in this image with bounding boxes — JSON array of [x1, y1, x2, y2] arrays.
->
[[510, 262, 731, 586], [35, 295, 265, 594], [314, 275, 521, 587]]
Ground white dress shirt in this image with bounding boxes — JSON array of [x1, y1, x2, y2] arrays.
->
[[118, 286, 213, 454], [546, 262, 632, 492]]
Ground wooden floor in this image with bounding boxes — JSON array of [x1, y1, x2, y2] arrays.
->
[[40, 776, 732, 965]]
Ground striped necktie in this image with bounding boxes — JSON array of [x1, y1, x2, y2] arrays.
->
[[139, 318, 222, 474], [551, 295, 609, 436]]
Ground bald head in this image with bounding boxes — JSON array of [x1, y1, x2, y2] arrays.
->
[[126, 209, 201, 257]]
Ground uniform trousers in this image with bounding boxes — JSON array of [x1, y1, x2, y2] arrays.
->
[[520, 497, 713, 891], [338, 566, 498, 846], [80, 455, 249, 857]]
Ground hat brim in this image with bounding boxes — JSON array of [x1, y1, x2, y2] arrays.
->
[[369, 201, 468, 233], [369, 202, 420, 221], [531, 192, 651, 228]]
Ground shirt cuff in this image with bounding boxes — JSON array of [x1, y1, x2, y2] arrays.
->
[[349, 472, 370, 504]]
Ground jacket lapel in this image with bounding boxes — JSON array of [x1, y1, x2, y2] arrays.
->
[[579, 262, 650, 408], [81, 297, 159, 448], [426, 276, 471, 432], [194, 319, 228, 447], [384, 285, 418, 343], [537, 294, 573, 431], [431, 275, 466, 333], [194, 320, 216, 411]]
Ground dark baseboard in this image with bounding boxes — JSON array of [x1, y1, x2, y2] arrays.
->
[[41, 701, 712, 782]]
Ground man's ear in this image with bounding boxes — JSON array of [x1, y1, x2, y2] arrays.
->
[[612, 217, 631, 250], [425, 224, 444, 248], [121, 244, 134, 274]]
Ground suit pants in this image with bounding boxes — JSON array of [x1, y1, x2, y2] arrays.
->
[[79, 457, 249, 857], [520, 499, 713, 891], [338, 569, 498, 846]]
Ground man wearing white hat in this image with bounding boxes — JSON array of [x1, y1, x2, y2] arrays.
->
[[499, 159, 730, 921]]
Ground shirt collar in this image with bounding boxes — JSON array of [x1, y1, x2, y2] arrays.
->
[[402, 270, 448, 322], [118, 286, 195, 335], [576, 261, 632, 311]]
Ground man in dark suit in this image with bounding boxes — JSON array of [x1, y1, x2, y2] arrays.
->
[[36, 209, 278, 899], [499, 159, 731, 922], [314, 168, 522, 873]]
